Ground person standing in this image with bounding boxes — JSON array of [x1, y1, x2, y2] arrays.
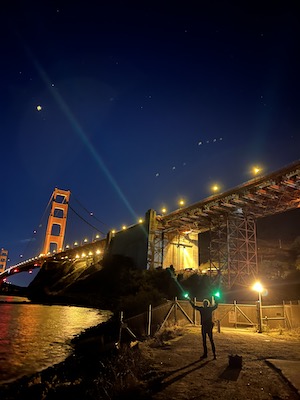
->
[[189, 297, 218, 359]]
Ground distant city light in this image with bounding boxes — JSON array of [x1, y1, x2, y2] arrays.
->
[[36, 105, 42, 111]]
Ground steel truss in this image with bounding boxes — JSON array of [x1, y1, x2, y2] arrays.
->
[[209, 215, 258, 287], [147, 229, 164, 270]]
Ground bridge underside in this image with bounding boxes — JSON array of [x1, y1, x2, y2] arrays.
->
[[148, 161, 300, 288]]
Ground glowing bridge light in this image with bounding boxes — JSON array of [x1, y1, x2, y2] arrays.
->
[[96, 249, 101, 254], [138, 218, 143, 223], [161, 207, 167, 214], [122, 225, 127, 230], [211, 184, 220, 193], [179, 199, 185, 207], [253, 167, 261, 175]]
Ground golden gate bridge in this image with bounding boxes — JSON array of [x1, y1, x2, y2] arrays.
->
[[1, 159, 300, 288]]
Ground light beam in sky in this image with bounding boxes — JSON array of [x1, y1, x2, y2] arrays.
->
[[25, 45, 137, 222]]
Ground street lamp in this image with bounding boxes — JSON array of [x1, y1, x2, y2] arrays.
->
[[252, 281, 263, 333]]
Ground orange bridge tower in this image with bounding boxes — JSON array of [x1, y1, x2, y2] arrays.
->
[[42, 188, 71, 255], [0, 248, 8, 273]]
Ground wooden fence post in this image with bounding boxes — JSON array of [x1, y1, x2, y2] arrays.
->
[[147, 304, 152, 336], [234, 300, 237, 329]]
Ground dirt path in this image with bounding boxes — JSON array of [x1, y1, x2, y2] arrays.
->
[[140, 326, 300, 399]]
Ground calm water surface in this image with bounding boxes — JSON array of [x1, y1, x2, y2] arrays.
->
[[0, 296, 111, 384]]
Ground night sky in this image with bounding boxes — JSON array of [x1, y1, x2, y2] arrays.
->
[[1, 1, 300, 285]]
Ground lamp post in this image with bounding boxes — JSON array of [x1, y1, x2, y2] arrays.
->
[[252, 281, 263, 333]]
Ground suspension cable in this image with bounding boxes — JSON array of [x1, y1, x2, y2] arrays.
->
[[71, 195, 109, 228], [68, 204, 106, 235], [20, 192, 54, 259]]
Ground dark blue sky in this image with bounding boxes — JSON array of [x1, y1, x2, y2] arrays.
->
[[1, 1, 300, 285]]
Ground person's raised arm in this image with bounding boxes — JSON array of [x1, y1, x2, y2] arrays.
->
[[211, 296, 218, 309]]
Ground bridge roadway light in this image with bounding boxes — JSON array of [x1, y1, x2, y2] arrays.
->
[[252, 281, 264, 333], [211, 184, 220, 193], [179, 199, 185, 208], [161, 207, 167, 214], [252, 166, 262, 176]]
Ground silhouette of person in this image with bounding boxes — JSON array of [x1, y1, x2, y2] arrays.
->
[[189, 297, 218, 359]]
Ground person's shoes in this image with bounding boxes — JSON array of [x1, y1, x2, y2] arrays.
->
[[200, 354, 207, 359]]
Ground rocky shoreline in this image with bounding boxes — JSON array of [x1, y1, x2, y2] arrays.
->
[[0, 318, 153, 400]]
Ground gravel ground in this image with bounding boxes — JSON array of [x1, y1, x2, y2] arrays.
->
[[140, 325, 300, 400]]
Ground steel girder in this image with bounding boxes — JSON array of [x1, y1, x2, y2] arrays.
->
[[209, 215, 258, 287]]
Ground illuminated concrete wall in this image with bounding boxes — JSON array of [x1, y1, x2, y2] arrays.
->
[[107, 222, 149, 269], [163, 232, 199, 272], [104, 210, 199, 272]]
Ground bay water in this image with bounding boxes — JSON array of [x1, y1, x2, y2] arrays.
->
[[0, 295, 111, 384]]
